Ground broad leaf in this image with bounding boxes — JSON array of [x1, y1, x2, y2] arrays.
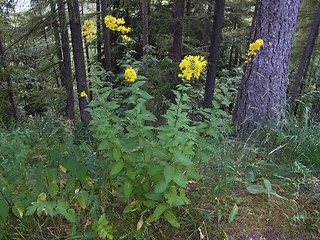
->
[[110, 161, 124, 175], [123, 181, 133, 199], [228, 204, 238, 223], [154, 180, 168, 193], [164, 165, 175, 184], [164, 210, 180, 228], [153, 204, 169, 218], [247, 185, 266, 194]]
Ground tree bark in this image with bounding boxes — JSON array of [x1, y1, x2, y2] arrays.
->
[[0, 38, 19, 122], [203, 0, 225, 109], [203, 0, 214, 53], [288, 1, 320, 107], [232, 0, 301, 133], [58, 0, 75, 120], [67, 0, 90, 124], [100, 0, 111, 71], [171, 0, 185, 62], [96, 0, 102, 63], [142, 0, 148, 56]]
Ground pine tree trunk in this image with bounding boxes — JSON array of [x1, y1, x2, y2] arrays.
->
[[288, 1, 320, 107], [171, 0, 185, 62], [96, 0, 102, 63], [58, 0, 75, 120], [49, 2, 63, 88], [203, 0, 225, 109], [232, 0, 301, 133], [67, 0, 90, 124], [142, 0, 148, 56], [203, 0, 214, 53], [0, 38, 19, 122], [100, 0, 111, 71]]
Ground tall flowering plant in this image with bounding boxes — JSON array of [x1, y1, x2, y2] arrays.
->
[[88, 16, 219, 229]]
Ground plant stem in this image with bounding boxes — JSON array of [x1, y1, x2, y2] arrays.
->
[[0, 190, 11, 207]]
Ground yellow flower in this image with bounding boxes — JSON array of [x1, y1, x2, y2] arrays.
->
[[117, 25, 131, 33], [121, 35, 131, 42], [82, 19, 96, 43], [80, 91, 88, 97], [124, 67, 137, 82], [245, 39, 264, 62], [104, 15, 118, 31], [178, 55, 207, 80]]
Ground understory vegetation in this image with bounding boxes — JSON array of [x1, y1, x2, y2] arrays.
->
[[0, 99, 319, 239]]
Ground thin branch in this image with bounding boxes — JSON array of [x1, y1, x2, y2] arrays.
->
[[3, 8, 59, 53]]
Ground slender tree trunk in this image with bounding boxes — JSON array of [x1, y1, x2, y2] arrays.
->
[[203, 0, 214, 53], [96, 0, 102, 63], [203, 0, 225, 109], [142, 0, 148, 56], [232, 0, 301, 133], [80, 4, 93, 102], [100, 0, 111, 71], [0, 38, 19, 122], [67, 0, 90, 124], [289, 1, 320, 107], [43, 27, 60, 88], [58, 0, 75, 120], [171, 0, 185, 62]]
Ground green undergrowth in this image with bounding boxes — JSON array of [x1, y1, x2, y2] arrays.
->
[[0, 117, 319, 239]]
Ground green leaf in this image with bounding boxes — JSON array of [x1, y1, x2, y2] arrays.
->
[[48, 182, 59, 196], [173, 172, 187, 188], [143, 200, 157, 208], [123, 201, 138, 213], [110, 161, 124, 175], [145, 213, 159, 223], [12, 201, 25, 219], [144, 192, 163, 201], [25, 204, 37, 216], [228, 204, 238, 223], [164, 210, 180, 228], [164, 188, 184, 207], [56, 200, 69, 216], [98, 141, 109, 150], [217, 209, 223, 223], [154, 204, 170, 218], [137, 216, 144, 230], [123, 181, 133, 199], [113, 147, 121, 161], [45, 168, 58, 182], [173, 149, 193, 165], [65, 209, 77, 223], [148, 165, 164, 176], [154, 180, 168, 193], [77, 195, 87, 209], [164, 165, 175, 184], [76, 166, 87, 184], [247, 185, 266, 194], [51, 147, 62, 161], [263, 179, 272, 201], [0, 199, 9, 223]]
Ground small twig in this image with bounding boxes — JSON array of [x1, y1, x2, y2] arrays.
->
[[268, 143, 287, 155], [0, 190, 11, 206]]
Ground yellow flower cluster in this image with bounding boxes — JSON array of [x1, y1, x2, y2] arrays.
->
[[80, 91, 88, 97], [178, 55, 207, 80], [104, 15, 132, 44], [104, 15, 131, 33], [82, 20, 96, 43], [124, 67, 137, 82], [121, 35, 131, 44], [245, 39, 264, 62]]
